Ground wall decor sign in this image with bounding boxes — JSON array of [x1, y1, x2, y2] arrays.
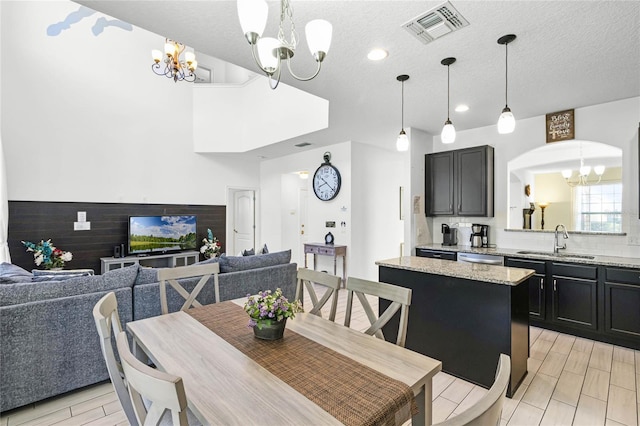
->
[[546, 109, 575, 143]]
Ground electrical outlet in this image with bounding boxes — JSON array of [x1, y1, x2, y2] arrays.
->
[[326, 221, 335, 228]]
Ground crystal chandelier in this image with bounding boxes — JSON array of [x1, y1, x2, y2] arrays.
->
[[561, 159, 605, 187], [151, 39, 197, 83], [237, 0, 332, 90]]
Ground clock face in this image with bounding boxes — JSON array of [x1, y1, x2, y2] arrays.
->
[[313, 164, 341, 201]]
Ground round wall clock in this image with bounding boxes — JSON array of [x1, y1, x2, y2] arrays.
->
[[313, 152, 341, 201]]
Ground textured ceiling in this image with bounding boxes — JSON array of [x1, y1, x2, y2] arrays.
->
[[74, 1, 640, 158]]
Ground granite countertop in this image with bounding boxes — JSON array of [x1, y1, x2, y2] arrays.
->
[[415, 244, 640, 269], [376, 257, 534, 286]]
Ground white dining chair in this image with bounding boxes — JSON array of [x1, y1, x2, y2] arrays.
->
[[295, 268, 342, 322], [435, 354, 511, 426], [344, 276, 412, 347], [93, 292, 138, 426], [116, 332, 190, 426], [158, 263, 220, 315]]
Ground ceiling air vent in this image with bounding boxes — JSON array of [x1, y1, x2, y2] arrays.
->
[[402, 1, 469, 45], [295, 142, 312, 147]]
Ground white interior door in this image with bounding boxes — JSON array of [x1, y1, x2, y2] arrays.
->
[[233, 190, 255, 254]]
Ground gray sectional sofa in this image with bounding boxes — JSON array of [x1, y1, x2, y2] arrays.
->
[[0, 250, 297, 413]]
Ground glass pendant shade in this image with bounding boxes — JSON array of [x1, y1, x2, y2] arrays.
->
[[184, 51, 195, 64], [497, 107, 516, 134], [594, 165, 606, 175], [396, 130, 409, 152], [164, 42, 175, 57], [257, 37, 280, 72], [561, 170, 573, 179], [237, 0, 268, 37], [151, 49, 163, 62], [579, 164, 591, 177], [441, 121, 456, 144], [305, 19, 332, 55]]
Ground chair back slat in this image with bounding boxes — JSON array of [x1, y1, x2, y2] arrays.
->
[[435, 354, 511, 426], [344, 277, 412, 347], [296, 268, 341, 322], [116, 332, 189, 426], [158, 263, 220, 315], [93, 292, 138, 426]]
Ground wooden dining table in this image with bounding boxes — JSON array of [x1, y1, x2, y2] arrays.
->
[[126, 301, 441, 425]]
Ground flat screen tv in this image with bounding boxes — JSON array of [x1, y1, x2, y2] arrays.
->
[[128, 215, 197, 255]]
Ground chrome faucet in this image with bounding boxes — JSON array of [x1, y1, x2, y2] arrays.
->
[[554, 224, 569, 253]]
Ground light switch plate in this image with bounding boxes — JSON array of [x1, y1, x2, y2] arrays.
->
[[74, 221, 91, 231]]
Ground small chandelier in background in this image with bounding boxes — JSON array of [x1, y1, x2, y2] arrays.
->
[[396, 74, 410, 152], [497, 34, 516, 134], [561, 159, 605, 187], [151, 39, 197, 83], [441, 57, 456, 144], [237, 0, 332, 90]]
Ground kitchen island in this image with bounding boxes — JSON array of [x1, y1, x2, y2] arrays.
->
[[376, 256, 534, 397]]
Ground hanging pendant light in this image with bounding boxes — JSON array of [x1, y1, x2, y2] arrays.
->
[[497, 34, 517, 134], [441, 57, 456, 144], [396, 75, 410, 152]]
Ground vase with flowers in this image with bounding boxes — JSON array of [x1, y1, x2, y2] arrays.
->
[[200, 228, 221, 259], [21, 239, 73, 270], [244, 288, 303, 340]]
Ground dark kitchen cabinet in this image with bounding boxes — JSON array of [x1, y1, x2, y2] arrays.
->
[[505, 258, 546, 320], [415, 248, 456, 261], [425, 145, 494, 217], [551, 263, 597, 331], [604, 267, 640, 339]]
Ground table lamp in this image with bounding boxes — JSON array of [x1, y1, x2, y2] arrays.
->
[[538, 202, 550, 230]]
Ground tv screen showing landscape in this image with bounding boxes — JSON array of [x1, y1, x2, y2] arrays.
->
[[128, 215, 197, 255]]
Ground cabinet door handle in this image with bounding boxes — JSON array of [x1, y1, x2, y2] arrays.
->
[[553, 279, 557, 291], [432, 254, 441, 258], [450, 204, 453, 211], [540, 278, 544, 290], [458, 204, 462, 211]]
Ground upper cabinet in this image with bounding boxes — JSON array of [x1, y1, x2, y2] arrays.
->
[[425, 145, 494, 217]]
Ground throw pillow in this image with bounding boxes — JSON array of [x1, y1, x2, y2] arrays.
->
[[32, 269, 94, 282], [0, 263, 32, 284], [196, 257, 220, 266], [218, 249, 291, 273], [259, 244, 269, 254], [242, 248, 255, 256]]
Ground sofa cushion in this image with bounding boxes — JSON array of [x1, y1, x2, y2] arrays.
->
[[135, 267, 159, 285], [218, 250, 291, 273], [0, 263, 32, 284], [195, 257, 220, 266], [0, 264, 139, 307]]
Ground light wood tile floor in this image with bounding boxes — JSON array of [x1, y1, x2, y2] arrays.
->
[[1, 285, 638, 426]]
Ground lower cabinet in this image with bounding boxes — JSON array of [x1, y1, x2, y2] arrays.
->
[[604, 267, 640, 339], [551, 262, 597, 331], [415, 248, 457, 261], [506, 256, 640, 349], [505, 258, 546, 320]]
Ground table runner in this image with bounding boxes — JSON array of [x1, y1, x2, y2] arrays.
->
[[186, 301, 418, 426]]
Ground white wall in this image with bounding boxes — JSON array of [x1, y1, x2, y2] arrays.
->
[[1, 1, 259, 205], [430, 97, 640, 257], [193, 77, 329, 153], [260, 142, 351, 274]]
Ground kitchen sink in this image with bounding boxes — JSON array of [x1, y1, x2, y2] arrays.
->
[[517, 251, 595, 260]]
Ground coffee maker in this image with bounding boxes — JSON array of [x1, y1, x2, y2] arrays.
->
[[470, 224, 483, 248], [441, 224, 457, 246]]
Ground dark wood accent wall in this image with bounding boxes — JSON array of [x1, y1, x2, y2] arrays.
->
[[8, 201, 226, 274]]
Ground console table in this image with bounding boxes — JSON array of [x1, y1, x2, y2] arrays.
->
[[303, 243, 347, 286], [100, 251, 199, 274]]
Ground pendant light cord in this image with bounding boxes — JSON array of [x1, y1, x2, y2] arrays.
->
[[401, 79, 404, 129], [504, 42, 509, 107], [447, 64, 451, 120]]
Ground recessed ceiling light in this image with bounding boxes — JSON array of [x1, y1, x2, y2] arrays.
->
[[367, 49, 388, 61], [455, 104, 469, 112]]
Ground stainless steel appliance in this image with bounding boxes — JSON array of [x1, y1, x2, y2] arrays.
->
[[441, 224, 457, 246], [481, 224, 489, 247], [457, 252, 504, 265], [470, 223, 483, 247]]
